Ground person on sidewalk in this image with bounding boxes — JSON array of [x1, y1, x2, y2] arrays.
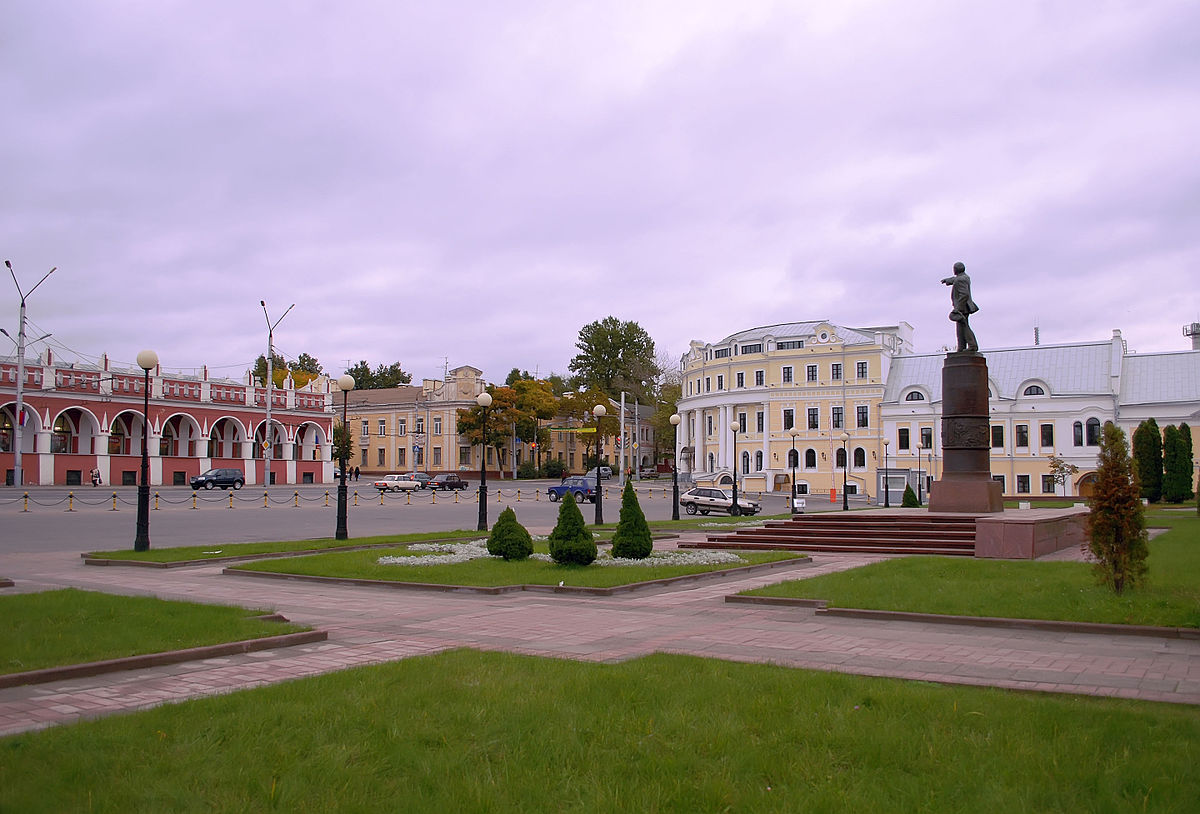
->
[[90, 467, 102, 487]]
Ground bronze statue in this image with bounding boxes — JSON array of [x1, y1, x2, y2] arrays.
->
[[941, 261, 978, 352]]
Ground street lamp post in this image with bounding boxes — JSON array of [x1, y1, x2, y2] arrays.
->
[[916, 444, 925, 505], [4, 260, 55, 488], [476, 391, 492, 531], [260, 300, 294, 490], [335, 374, 355, 540], [133, 350, 158, 551], [593, 403, 606, 524], [927, 445, 934, 502], [882, 437, 891, 508], [790, 429, 799, 513], [840, 431, 850, 511], [669, 413, 681, 520], [729, 419, 741, 516]]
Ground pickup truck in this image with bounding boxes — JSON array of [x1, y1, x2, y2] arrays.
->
[[373, 474, 422, 492]]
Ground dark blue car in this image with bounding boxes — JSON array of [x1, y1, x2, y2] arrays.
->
[[547, 476, 596, 504]]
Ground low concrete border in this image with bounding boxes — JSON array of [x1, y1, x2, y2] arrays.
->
[[725, 595, 1198, 639], [223, 555, 813, 597], [0, 628, 329, 689]]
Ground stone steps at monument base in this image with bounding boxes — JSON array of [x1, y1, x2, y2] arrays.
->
[[690, 512, 980, 556]]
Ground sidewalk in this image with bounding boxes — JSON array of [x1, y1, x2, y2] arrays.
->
[[2, 534, 1198, 736]]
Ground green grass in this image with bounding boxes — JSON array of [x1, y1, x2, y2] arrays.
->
[[2, 650, 1196, 812], [0, 589, 307, 675], [743, 510, 1200, 628], [230, 544, 801, 588], [86, 529, 487, 562]]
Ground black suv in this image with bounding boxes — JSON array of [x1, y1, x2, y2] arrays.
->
[[190, 468, 245, 490]]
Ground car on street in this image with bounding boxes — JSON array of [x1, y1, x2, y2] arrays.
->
[[428, 473, 470, 490], [403, 472, 433, 489], [583, 466, 613, 480], [547, 476, 597, 504], [679, 486, 760, 516], [373, 474, 422, 492], [190, 468, 245, 491]]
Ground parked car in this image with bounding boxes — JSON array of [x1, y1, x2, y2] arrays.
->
[[547, 476, 597, 504], [190, 468, 245, 491], [428, 473, 470, 490], [373, 474, 422, 492], [638, 468, 662, 479], [403, 472, 433, 488], [584, 466, 613, 480], [679, 487, 760, 516]]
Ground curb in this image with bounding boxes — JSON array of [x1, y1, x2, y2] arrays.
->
[[0, 628, 329, 689], [223, 555, 813, 597], [80, 537, 488, 568], [724, 595, 1199, 639]]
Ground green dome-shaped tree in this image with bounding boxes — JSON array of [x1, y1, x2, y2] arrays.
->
[[487, 506, 533, 560], [611, 479, 653, 559], [901, 484, 921, 508], [549, 492, 597, 565]]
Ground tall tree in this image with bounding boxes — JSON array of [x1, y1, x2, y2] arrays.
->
[[343, 360, 413, 390], [1162, 423, 1191, 503], [647, 381, 683, 464], [1179, 423, 1194, 499], [568, 317, 659, 401], [331, 421, 354, 469], [1086, 421, 1148, 594], [559, 388, 617, 468], [294, 353, 322, 375], [456, 386, 520, 465], [1131, 418, 1162, 502], [252, 352, 287, 387]]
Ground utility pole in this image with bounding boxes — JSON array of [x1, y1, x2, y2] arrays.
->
[[4, 260, 55, 488], [618, 391, 626, 487], [261, 300, 294, 489]]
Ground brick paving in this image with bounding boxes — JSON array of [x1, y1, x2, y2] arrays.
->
[[2, 536, 1198, 737]]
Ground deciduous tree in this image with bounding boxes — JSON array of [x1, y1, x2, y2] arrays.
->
[[568, 317, 659, 400], [1086, 421, 1148, 594], [343, 360, 412, 390], [1047, 455, 1079, 498]]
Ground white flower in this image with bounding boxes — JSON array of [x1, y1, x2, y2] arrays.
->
[[378, 538, 494, 566]]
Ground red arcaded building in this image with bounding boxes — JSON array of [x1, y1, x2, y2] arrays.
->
[[1, 350, 335, 487]]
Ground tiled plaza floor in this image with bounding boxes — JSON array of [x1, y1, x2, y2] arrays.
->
[[2, 535, 1198, 736]]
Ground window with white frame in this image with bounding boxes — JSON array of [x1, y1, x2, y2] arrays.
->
[[433, 417, 442, 435], [806, 364, 817, 382], [782, 366, 793, 384], [397, 418, 406, 435], [717, 374, 724, 391], [856, 405, 869, 428], [755, 450, 763, 470], [831, 406, 843, 429], [360, 420, 369, 437], [831, 363, 842, 380], [807, 408, 819, 429], [736, 372, 744, 388], [756, 411, 764, 432], [856, 361, 868, 379], [378, 419, 386, 436], [755, 370, 764, 386], [782, 408, 794, 430], [415, 417, 424, 434]]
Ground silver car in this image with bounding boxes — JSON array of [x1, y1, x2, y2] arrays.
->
[[679, 487, 760, 516]]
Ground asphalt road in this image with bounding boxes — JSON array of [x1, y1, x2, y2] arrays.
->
[[0, 480, 798, 555]]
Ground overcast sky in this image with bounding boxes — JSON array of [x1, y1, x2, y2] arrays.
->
[[3, 1, 1198, 387]]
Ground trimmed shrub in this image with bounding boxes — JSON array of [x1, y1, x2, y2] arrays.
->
[[516, 461, 539, 480], [901, 484, 921, 508], [486, 506, 533, 561], [611, 479, 652, 559], [548, 492, 597, 566], [542, 459, 567, 479], [1132, 418, 1162, 502], [1086, 421, 1148, 594]]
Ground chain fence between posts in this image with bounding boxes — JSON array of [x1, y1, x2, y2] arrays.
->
[[0, 484, 716, 513]]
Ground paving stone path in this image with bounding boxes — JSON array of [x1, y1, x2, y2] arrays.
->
[[3, 536, 1198, 736]]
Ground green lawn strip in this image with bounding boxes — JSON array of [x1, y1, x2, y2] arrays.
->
[[85, 529, 486, 562], [743, 511, 1200, 628], [230, 544, 801, 588], [0, 589, 308, 675], [2, 650, 1195, 812]]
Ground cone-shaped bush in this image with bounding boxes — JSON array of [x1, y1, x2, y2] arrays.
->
[[548, 492, 597, 565], [611, 479, 652, 559], [486, 506, 533, 561], [901, 484, 920, 507], [1086, 421, 1148, 594]]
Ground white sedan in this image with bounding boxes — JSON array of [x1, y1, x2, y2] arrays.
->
[[373, 474, 422, 492], [679, 487, 760, 516]]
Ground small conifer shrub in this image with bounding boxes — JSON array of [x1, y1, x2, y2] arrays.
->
[[548, 492, 597, 565], [1086, 421, 1149, 594], [611, 479, 653, 559], [901, 484, 921, 508], [486, 506, 533, 560]]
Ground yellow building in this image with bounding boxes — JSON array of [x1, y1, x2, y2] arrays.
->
[[340, 366, 490, 477], [676, 321, 914, 499]]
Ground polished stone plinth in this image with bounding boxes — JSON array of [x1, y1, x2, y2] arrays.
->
[[929, 351, 1003, 513]]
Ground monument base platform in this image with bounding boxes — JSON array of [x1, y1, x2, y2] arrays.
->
[[928, 477, 1004, 513], [974, 507, 1089, 559]]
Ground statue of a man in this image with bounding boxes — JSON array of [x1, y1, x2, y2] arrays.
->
[[941, 261, 979, 352]]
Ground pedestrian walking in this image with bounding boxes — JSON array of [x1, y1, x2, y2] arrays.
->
[[90, 467, 102, 487]]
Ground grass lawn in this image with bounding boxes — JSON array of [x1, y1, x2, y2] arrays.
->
[[85, 529, 487, 562], [743, 510, 1200, 628], [230, 543, 802, 588], [0, 589, 307, 675], [1, 650, 1195, 812]]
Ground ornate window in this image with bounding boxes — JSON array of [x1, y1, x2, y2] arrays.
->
[[905, 391, 925, 401], [1023, 385, 1045, 396]]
